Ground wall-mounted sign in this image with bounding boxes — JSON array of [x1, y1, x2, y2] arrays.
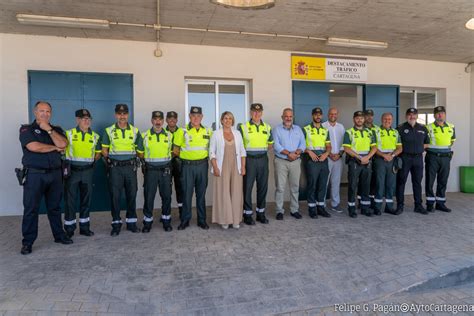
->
[[291, 54, 367, 82]]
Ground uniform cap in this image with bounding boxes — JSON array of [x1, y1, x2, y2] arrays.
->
[[406, 107, 418, 115], [250, 103, 263, 111], [353, 110, 364, 118], [433, 106, 446, 114], [75, 108, 92, 118], [166, 111, 178, 118], [190, 106, 202, 114], [152, 111, 164, 119], [312, 107, 323, 115], [364, 109, 374, 116], [115, 104, 129, 113]]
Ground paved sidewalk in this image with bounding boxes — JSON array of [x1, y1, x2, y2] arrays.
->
[[0, 192, 473, 315]]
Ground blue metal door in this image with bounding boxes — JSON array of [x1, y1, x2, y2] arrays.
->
[[292, 81, 330, 128], [28, 70, 133, 213], [364, 85, 400, 126]]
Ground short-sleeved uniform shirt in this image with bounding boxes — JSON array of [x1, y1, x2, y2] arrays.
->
[[19, 120, 66, 169]]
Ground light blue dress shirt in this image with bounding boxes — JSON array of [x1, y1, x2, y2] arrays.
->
[[272, 124, 306, 160]]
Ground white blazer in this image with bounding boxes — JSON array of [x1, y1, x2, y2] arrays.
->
[[209, 128, 247, 175]]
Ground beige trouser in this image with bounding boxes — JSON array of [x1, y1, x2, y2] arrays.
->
[[274, 157, 301, 214]]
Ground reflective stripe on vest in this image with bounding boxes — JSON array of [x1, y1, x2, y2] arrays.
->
[[66, 129, 99, 162], [105, 124, 138, 156], [304, 124, 328, 151], [241, 121, 272, 151], [376, 127, 399, 153], [142, 129, 172, 163], [348, 128, 372, 154], [427, 122, 454, 149]]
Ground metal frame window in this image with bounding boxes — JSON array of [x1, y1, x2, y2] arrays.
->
[[185, 79, 250, 130], [400, 88, 439, 125]]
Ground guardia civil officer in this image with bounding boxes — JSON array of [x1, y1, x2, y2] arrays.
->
[[173, 106, 213, 230], [373, 113, 402, 215], [63, 109, 101, 238], [395, 108, 430, 215], [165, 111, 184, 217], [141, 111, 173, 232], [238, 103, 273, 225], [363, 109, 380, 210], [303, 107, 332, 218], [19, 101, 72, 255], [343, 111, 377, 218], [102, 104, 144, 236], [425, 106, 456, 212]]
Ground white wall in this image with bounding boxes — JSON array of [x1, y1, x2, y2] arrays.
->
[[471, 67, 474, 165], [0, 33, 471, 215]]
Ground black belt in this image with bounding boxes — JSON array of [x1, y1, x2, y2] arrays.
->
[[247, 153, 267, 159], [27, 167, 61, 174], [427, 151, 452, 158], [402, 153, 423, 157], [146, 163, 171, 170], [181, 158, 208, 165], [71, 164, 94, 171], [110, 159, 135, 167]]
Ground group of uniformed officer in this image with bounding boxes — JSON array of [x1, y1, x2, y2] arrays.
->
[[19, 100, 456, 255]]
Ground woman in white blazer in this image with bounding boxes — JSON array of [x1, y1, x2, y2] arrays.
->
[[209, 111, 247, 229]]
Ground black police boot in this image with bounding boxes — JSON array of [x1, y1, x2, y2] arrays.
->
[[384, 207, 396, 215], [54, 235, 74, 245], [317, 206, 331, 218], [361, 208, 373, 217], [414, 205, 428, 215], [243, 214, 256, 225], [256, 212, 269, 224], [435, 203, 452, 213], [348, 207, 357, 218], [21, 244, 32, 255], [308, 207, 317, 219], [65, 229, 74, 239], [177, 221, 189, 230], [198, 222, 209, 230], [373, 208, 382, 216], [64, 223, 76, 238], [142, 221, 152, 233], [394, 204, 404, 215], [110, 223, 122, 237], [162, 219, 173, 232], [426, 203, 435, 213], [79, 223, 94, 237], [126, 222, 140, 233]]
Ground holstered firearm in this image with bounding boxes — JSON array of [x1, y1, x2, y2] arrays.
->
[[14, 167, 27, 186]]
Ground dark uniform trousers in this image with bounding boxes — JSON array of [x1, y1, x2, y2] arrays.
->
[[425, 153, 451, 206], [306, 158, 329, 206], [243, 155, 269, 212], [64, 166, 94, 233], [109, 164, 138, 226], [143, 165, 172, 222], [22, 169, 65, 246], [373, 157, 396, 211], [357, 163, 376, 208], [348, 159, 372, 212], [180, 159, 208, 224], [171, 157, 183, 208], [396, 153, 423, 207]]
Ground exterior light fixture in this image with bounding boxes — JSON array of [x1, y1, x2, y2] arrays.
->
[[466, 18, 474, 30], [326, 37, 388, 50], [210, 0, 275, 9], [16, 14, 110, 29]]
